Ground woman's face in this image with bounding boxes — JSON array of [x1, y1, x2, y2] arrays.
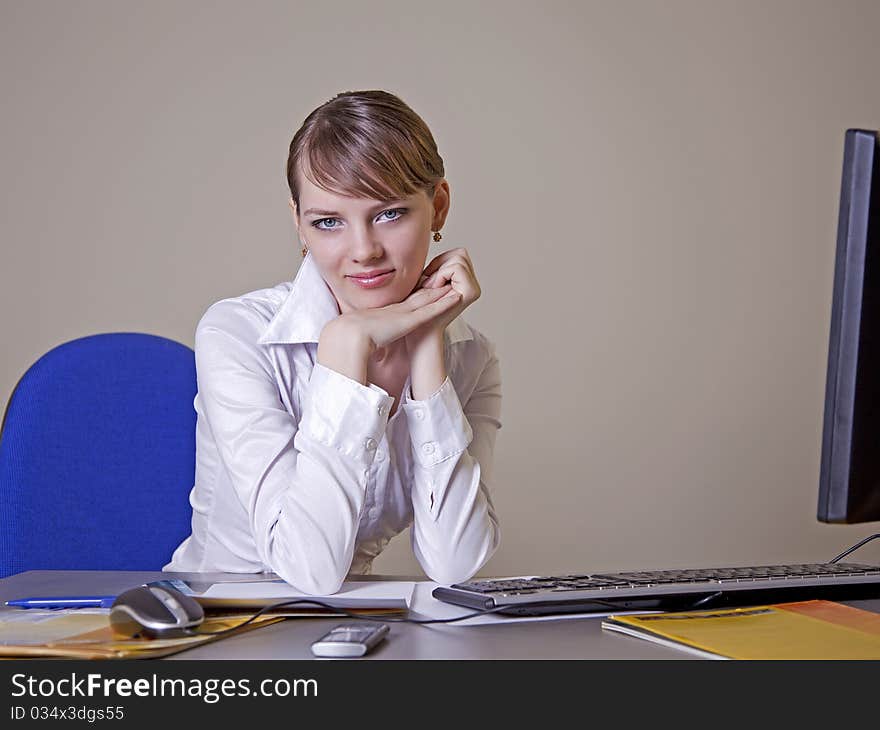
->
[[292, 170, 449, 315]]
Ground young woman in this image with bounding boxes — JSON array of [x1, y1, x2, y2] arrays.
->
[[164, 90, 501, 595]]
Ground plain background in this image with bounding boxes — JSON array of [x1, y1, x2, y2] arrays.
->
[[2, 0, 880, 578]]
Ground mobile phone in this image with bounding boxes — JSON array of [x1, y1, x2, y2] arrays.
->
[[310, 623, 390, 658]]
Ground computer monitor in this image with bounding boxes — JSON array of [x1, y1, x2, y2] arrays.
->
[[818, 128, 880, 523]]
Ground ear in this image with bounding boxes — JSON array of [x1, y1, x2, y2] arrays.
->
[[431, 179, 451, 231], [289, 198, 302, 237]]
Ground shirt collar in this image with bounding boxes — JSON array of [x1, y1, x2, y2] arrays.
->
[[257, 253, 474, 346]]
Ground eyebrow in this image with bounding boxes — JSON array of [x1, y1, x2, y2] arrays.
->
[[302, 200, 404, 217]]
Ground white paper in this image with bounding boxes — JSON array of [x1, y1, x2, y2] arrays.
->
[[199, 580, 414, 609]]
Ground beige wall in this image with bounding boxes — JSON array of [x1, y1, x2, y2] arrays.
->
[[2, 0, 880, 577]]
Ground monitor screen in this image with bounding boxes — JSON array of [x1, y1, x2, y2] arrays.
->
[[818, 128, 880, 523]]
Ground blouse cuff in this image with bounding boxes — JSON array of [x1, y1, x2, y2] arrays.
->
[[299, 362, 394, 465], [401, 376, 473, 468]]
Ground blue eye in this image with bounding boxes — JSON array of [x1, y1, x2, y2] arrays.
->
[[311, 208, 407, 231], [379, 208, 405, 222]]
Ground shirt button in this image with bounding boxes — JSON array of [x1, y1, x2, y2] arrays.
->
[[422, 442, 435, 455], [413, 408, 425, 421], [378, 404, 388, 417], [365, 437, 377, 451]]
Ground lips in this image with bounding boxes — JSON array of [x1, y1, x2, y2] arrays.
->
[[348, 268, 394, 279], [347, 269, 395, 289]]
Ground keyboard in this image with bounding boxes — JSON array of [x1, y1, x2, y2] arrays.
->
[[431, 562, 880, 616]]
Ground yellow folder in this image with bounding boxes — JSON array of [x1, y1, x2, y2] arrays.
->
[[602, 600, 880, 659], [0, 611, 286, 659]]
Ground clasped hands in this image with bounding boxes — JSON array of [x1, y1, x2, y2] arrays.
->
[[330, 247, 481, 357]]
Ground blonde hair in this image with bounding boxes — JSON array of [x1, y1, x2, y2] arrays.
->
[[286, 90, 445, 210]]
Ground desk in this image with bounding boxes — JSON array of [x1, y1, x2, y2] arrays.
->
[[3, 570, 880, 660]]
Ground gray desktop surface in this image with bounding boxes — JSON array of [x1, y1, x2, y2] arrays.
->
[[3, 570, 880, 660]]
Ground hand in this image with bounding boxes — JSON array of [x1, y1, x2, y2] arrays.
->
[[405, 248, 481, 351], [318, 283, 462, 384], [338, 284, 460, 352]]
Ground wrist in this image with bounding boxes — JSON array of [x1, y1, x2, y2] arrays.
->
[[317, 319, 372, 384], [408, 330, 447, 399], [406, 325, 445, 352]]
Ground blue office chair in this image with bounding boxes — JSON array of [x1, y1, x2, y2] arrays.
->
[[0, 333, 197, 578]]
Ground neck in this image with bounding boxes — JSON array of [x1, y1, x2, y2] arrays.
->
[[370, 339, 405, 365]]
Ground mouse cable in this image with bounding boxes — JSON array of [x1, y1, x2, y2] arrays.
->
[[189, 599, 517, 637]]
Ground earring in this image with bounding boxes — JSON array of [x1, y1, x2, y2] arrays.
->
[[432, 230, 442, 242], [301, 245, 308, 257]]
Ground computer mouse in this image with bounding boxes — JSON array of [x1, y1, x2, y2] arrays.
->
[[109, 584, 204, 639]]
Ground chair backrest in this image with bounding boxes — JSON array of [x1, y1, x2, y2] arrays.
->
[[0, 333, 197, 578]]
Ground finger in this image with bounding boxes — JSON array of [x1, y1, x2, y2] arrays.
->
[[401, 283, 453, 310], [440, 248, 474, 276], [424, 260, 462, 287], [423, 251, 467, 277], [425, 261, 472, 289], [420, 251, 453, 280], [425, 263, 479, 305], [450, 248, 475, 276], [421, 248, 471, 281], [407, 290, 462, 329], [429, 251, 474, 281]]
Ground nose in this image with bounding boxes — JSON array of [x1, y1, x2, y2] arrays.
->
[[349, 226, 385, 263]]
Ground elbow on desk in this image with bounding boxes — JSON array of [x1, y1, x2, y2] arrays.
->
[[265, 538, 350, 596], [418, 526, 501, 587], [422, 564, 476, 587], [260, 506, 359, 596], [272, 560, 347, 597], [421, 554, 492, 587]]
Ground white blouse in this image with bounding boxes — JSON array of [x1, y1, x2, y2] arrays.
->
[[163, 253, 502, 595]]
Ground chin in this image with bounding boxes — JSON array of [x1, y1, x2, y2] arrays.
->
[[363, 281, 406, 299], [372, 291, 406, 306]]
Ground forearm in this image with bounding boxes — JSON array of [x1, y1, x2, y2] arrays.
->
[[317, 320, 372, 384], [402, 348, 503, 585], [264, 421, 375, 594], [194, 314, 393, 595], [408, 330, 447, 399], [410, 451, 500, 585]]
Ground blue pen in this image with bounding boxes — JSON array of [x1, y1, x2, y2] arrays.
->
[[5, 595, 117, 609]]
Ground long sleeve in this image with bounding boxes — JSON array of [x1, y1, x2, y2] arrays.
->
[[193, 302, 393, 595], [400, 343, 502, 585]]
